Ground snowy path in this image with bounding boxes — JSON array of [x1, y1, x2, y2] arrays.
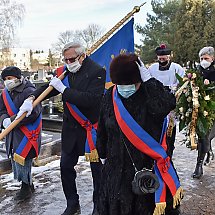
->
[[0, 131, 215, 215]]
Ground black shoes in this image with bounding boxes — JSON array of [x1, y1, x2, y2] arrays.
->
[[193, 161, 203, 179], [204, 150, 214, 165], [14, 182, 33, 201], [61, 204, 81, 215], [30, 183, 35, 193]]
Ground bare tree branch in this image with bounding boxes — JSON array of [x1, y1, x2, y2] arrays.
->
[[52, 24, 105, 54], [0, 0, 25, 49]]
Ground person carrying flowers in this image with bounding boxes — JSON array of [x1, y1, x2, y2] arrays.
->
[[176, 46, 215, 179], [192, 46, 215, 178]]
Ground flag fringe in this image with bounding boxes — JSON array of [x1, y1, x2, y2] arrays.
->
[[13, 153, 25, 166], [173, 186, 184, 208], [153, 202, 166, 215], [85, 149, 99, 162], [167, 114, 175, 137]]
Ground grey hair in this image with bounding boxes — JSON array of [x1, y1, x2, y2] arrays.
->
[[62, 41, 86, 55], [199, 46, 214, 57]]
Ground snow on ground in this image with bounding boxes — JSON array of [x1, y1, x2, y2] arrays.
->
[[0, 129, 215, 214], [0, 156, 93, 215]]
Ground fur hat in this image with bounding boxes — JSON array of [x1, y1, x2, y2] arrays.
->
[[110, 53, 141, 85], [155, 44, 171, 56], [1, 66, 22, 80]]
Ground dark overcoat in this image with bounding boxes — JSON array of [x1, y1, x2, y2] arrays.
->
[[32, 57, 106, 155], [199, 62, 215, 150], [199, 61, 215, 81], [96, 78, 179, 215], [0, 79, 42, 159]]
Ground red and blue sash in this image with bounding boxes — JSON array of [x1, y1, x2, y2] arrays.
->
[[56, 65, 66, 77], [112, 86, 183, 215], [2, 89, 42, 166], [61, 73, 99, 162]]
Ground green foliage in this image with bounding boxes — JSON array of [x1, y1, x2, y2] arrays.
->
[[136, 0, 215, 66], [56, 101, 64, 113], [173, 0, 215, 67], [136, 0, 179, 64], [176, 69, 215, 146], [175, 73, 183, 85]]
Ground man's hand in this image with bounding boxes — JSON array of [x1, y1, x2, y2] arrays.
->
[[49, 77, 66, 94], [136, 58, 151, 82], [3, 118, 11, 128], [16, 98, 33, 119]]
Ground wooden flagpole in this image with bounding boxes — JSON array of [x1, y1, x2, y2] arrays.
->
[[0, 3, 146, 140]]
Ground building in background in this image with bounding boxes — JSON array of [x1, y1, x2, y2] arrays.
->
[[0, 48, 31, 71]]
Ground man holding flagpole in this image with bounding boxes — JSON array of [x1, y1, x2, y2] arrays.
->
[[16, 41, 106, 215]]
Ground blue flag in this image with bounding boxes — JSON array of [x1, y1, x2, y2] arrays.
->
[[90, 18, 134, 84]]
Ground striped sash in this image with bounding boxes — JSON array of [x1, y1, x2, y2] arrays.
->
[[112, 86, 183, 215], [2, 89, 42, 166], [62, 74, 99, 162]]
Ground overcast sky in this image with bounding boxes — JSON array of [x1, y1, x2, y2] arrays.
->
[[15, 0, 152, 52]]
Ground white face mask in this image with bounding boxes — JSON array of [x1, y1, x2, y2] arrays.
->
[[4, 78, 22, 91], [200, 60, 211, 69], [66, 60, 82, 73], [117, 84, 136, 98]]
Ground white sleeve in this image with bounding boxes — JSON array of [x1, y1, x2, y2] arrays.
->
[[175, 63, 185, 78], [148, 63, 158, 77]]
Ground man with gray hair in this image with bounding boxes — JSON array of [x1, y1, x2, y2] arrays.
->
[[192, 46, 215, 179], [16, 41, 106, 215]]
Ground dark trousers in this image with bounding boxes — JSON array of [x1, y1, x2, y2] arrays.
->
[[197, 122, 215, 162], [167, 126, 176, 158], [60, 149, 102, 208]]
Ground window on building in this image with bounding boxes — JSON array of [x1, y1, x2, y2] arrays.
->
[[14, 54, 16, 57], [23, 54, 25, 57]]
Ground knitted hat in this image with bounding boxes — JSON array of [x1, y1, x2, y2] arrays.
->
[[1, 66, 22, 80], [110, 53, 141, 85], [155, 44, 171, 56]]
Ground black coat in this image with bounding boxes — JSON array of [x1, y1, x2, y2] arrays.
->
[[199, 61, 215, 81], [199, 61, 215, 151], [33, 57, 106, 155], [96, 78, 178, 215], [0, 79, 42, 159]]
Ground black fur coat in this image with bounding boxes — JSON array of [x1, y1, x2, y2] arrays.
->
[[96, 78, 179, 215]]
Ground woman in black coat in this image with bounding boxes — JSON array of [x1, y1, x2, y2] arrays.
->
[[96, 54, 183, 215], [0, 66, 42, 201]]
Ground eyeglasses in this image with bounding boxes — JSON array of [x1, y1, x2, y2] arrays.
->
[[63, 55, 81, 63]]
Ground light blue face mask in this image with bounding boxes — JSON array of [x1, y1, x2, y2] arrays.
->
[[117, 84, 136, 98]]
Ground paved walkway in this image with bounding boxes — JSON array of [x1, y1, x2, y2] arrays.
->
[[0, 132, 215, 215]]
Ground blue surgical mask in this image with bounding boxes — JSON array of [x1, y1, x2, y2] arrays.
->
[[117, 84, 136, 98]]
